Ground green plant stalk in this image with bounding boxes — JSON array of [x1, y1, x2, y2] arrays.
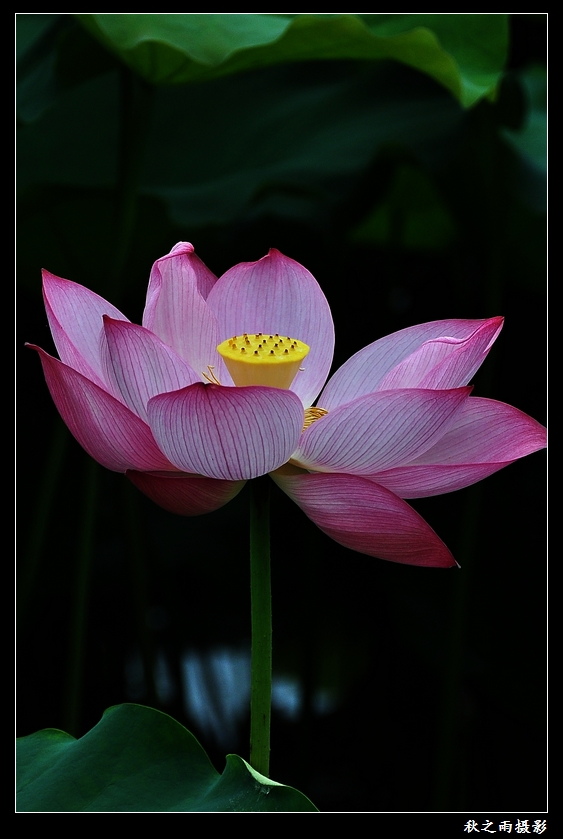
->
[[249, 476, 272, 778]]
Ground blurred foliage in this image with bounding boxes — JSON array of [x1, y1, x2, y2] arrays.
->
[[76, 13, 507, 106], [17, 14, 546, 813]]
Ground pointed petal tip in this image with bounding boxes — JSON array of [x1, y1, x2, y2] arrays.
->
[[272, 471, 457, 568], [41, 267, 94, 292], [485, 315, 504, 349], [265, 247, 305, 266], [168, 241, 195, 255], [232, 247, 286, 269], [235, 247, 296, 268], [41, 267, 67, 289]]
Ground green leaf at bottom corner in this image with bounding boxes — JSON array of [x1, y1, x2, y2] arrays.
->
[[16, 703, 318, 812], [211, 754, 319, 812]]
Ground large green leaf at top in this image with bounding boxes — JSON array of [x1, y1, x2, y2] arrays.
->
[[76, 13, 508, 107], [17, 704, 318, 812]]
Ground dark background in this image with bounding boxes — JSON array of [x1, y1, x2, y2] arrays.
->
[[17, 14, 546, 813]]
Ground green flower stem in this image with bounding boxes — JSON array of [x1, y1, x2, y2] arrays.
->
[[249, 476, 272, 778]]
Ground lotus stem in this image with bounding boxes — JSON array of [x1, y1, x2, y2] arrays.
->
[[249, 476, 272, 778]]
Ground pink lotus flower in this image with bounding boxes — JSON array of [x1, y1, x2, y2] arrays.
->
[[29, 243, 546, 568]]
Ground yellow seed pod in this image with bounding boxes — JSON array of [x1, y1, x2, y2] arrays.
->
[[217, 333, 310, 389]]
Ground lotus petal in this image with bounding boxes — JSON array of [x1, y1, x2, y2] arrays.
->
[[271, 467, 456, 567], [148, 382, 304, 480]]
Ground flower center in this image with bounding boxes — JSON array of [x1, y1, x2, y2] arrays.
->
[[217, 333, 310, 389], [303, 406, 328, 429]]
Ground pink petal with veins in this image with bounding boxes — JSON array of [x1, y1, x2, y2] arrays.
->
[[207, 249, 334, 407], [102, 317, 200, 422], [42, 269, 129, 390], [292, 387, 471, 475], [142, 242, 230, 383], [29, 345, 175, 473], [147, 382, 304, 480], [271, 468, 456, 567], [371, 397, 547, 497], [376, 317, 504, 390], [320, 318, 503, 410], [126, 470, 246, 516]]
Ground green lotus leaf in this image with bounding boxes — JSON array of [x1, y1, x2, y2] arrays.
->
[[76, 13, 508, 107], [17, 703, 318, 812]]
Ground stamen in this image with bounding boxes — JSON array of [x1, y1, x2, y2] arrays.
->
[[302, 406, 328, 430], [202, 365, 222, 385]]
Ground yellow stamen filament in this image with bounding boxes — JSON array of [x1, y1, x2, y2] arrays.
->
[[217, 332, 310, 389], [302, 406, 328, 430], [287, 406, 330, 464], [202, 365, 222, 385]]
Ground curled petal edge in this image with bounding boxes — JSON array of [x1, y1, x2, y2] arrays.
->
[[320, 317, 504, 410]]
